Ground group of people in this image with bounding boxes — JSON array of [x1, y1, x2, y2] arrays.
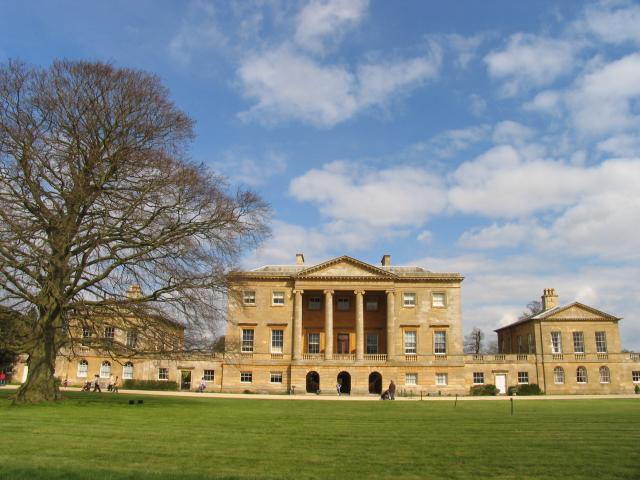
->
[[81, 375, 119, 393]]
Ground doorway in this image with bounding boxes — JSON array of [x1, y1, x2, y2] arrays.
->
[[180, 370, 192, 391], [368, 372, 382, 394], [306, 371, 320, 393], [495, 374, 507, 395], [337, 371, 351, 394], [337, 334, 350, 354]]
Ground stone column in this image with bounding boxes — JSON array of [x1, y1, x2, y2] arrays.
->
[[386, 290, 396, 359], [293, 289, 303, 360], [324, 290, 334, 360], [355, 290, 364, 361]]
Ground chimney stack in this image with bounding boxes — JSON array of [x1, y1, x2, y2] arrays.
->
[[295, 253, 305, 265], [381, 254, 391, 267], [541, 288, 558, 311], [127, 284, 143, 299]]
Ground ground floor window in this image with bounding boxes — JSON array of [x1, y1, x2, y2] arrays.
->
[[158, 367, 169, 380], [472, 372, 484, 384], [517, 371, 529, 384], [599, 366, 610, 384], [576, 366, 587, 384], [77, 359, 88, 378], [203, 369, 214, 381], [241, 372, 252, 383], [100, 361, 111, 379], [633, 371, 640, 383], [435, 373, 447, 386], [123, 362, 134, 380], [270, 372, 283, 384], [553, 366, 564, 384], [405, 373, 417, 385]]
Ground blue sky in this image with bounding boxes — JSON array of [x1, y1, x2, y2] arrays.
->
[[2, 0, 640, 348]]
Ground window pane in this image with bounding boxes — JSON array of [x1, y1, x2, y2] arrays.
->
[[599, 366, 610, 383], [243, 291, 256, 305], [366, 333, 379, 354], [242, 329, 254, 352], [100, 361, 111, 378], [554, 367, 564, 384], [308, 297, 321, 310], [473, 372, 484, 384], [270, 372, 283, 383], [551, 332, 562, 354], [77, 360, 88, 378], [337, 297, 350, 311], [403, 293, 416, 307], [573, 332, 584, 353], [203, 369, 214, 381], [308, 333, 320, 353], [123, 362, 134, 380], [365, 297, 379, 311], [404, 331, 416, 354], [595, 332, 607, 353], [432, 293, 445, 307], [518, 372, 529, 384], [436, 373, 447, 385], [434, 331, 447, 354], [272, 292, 285, 305], [405, 373, 417, 385], [576, 367, 587, 383]]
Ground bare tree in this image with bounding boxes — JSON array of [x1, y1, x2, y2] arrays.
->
[[518, 300, 543, 320], [0, 60, 269, 403], [464, 327, 484, 354]]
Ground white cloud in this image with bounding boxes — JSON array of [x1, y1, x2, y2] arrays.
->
[[577, 1, 640, 45], [295, 0, 369, 54], [597, 134, 640, 157], [416, 230, 432, 243], [469, 94, 487, 117], [289, 160, 447, 229], [446, 33, 488, 69], [419, 124, 490, 158], [213, 148, 287, 187], [169, 1, 227, 64], [566, 53, 640, 135], [458, 220, 549, 249], [492, 120, 535, 145], [238, 45, 441, 127], [523, 90, 562, 114], [484, 33, 577, 96]]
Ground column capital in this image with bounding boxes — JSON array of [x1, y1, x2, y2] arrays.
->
[[293, 289, 304, 295], [323, 289, 334, 295], [385, 289, 396, 295], [354, 289, 365, 296]]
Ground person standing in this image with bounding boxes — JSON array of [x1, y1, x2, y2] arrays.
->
[[388, 380, 396, 400], [92, 374, 101, 393], [199, 377, 206, 393], [336, 380, 342, 396], [111, 376, 119, 394], [0, 371, 6, 386]]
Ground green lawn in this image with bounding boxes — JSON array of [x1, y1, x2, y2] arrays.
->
[[1, 391, 639, 480]]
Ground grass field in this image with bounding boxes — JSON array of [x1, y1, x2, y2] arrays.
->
[[1, 391, 639, 480]]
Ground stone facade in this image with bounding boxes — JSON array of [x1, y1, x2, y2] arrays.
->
[[10, 255, 640, 395]]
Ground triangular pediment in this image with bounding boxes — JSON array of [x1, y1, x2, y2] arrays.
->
[[543, 302, 619, 321], [296, 256, 396, 278]]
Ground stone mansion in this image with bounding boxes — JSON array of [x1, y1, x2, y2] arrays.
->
[[13, 254, 640, 395]]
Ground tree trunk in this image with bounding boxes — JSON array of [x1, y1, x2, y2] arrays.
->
[[13, 324, 61, 404]]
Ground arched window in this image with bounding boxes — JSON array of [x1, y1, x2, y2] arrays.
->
[[100, 361, 111, 379], [576, 366, 587, 384], [123, 362, 134, 380], [553, 366, 564, 384], [599, 366, 610, 384], [77, 359, 89, 378]]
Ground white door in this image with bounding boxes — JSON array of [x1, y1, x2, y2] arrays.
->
[[495, 374, 506, 394]]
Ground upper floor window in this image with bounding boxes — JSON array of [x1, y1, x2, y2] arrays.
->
[[404, 330, 417, 355], [365, 296, 379, 311], [337, 297, 350, 311], [573, 332, 585, 353], [551, 332, 562, 354], [126, 331, 138, 349], [271, 329, 284, 354], [518, 371, 529, 384], [599, 366, 610, 383], [431, 293, 446, 308], [553, 367, 565, 384], [81, 327, 91, 346], [241, 329, 254, 353], [243, 290, 256, 305], [103, 326, 115, 340], [403, 293, 416, 307], [308, 296, 321, 310], [517, 335, 523, 353], [308, 333, 320, 354], [77, 359, 88, 378], [272, 291, 285, 305], [366, 333, 379, 354], [595, 331, 607, 353], [473, 372, 484, 384], [123, 362, 134, 380], [434, 331, 447, 355], [576, 366, 587, 384], [527, 333, 535, 354]]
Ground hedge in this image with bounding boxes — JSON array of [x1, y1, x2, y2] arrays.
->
[[469, 384, 499, 396], [122, 379, 179, 391], [508, 383, 543, 396]]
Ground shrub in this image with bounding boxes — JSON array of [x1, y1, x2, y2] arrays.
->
[[508, 384, 543, 396], [470, 384, 499, 396], [122, 380, 178, 391], [635, 385, 640, 394]]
